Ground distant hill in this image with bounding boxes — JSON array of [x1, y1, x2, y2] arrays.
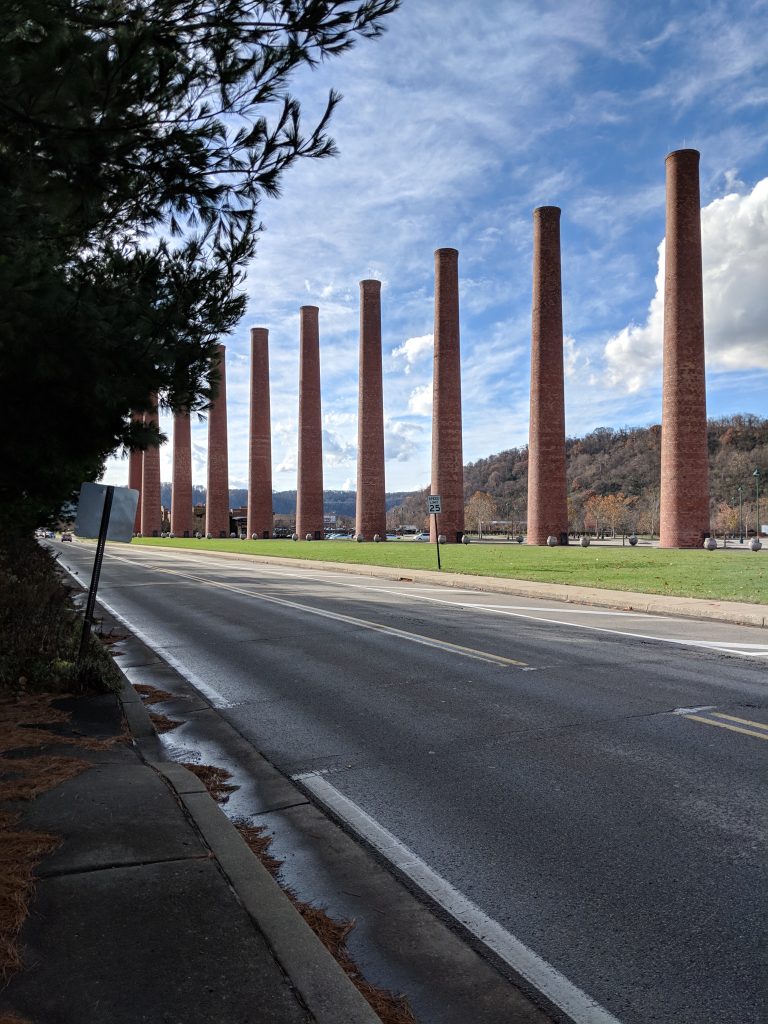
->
[[390, 414, 768, 533], [158, 483, 411, 518], [157, 414, 767, 534]]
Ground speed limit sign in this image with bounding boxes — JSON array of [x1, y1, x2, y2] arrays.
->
[[427, 494, 442, 514]]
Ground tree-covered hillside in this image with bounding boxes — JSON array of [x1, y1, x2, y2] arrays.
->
[[392, 414, 768, 535], [156, 414, 766, 536]]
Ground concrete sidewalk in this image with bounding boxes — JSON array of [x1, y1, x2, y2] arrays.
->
[[0, 684, 379, 1024]]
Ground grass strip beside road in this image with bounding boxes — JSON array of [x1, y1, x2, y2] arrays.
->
[[133, 538, 767, 604]]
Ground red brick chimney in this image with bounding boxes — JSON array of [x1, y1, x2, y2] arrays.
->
[[171, 411, 193, 537], [296, 307, 324, 539], [660, 149, 710, 548], [430, 249, 465, 544], [356, 281, 386, 541], [248, 327, 273, 540], [205, 344, 230, 538], [140, 397, 162, 537], [527, 207, 569, 546], [128, 410, 143, 534]]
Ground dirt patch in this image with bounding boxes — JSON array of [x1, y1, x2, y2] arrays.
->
[[0, 694, 117, 756], [232, 820, 284, 877], [133, 684, 175, 705], [0, 817, 60, 978], [0, 755, 92, 803], [97, 629, 128, 649], [179, 762, 239, 803], [0, 694, 109, 982], [234, 820, 418, 1024], [149, 712, 182, 733]]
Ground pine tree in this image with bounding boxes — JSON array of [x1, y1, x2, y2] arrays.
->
[[0, 0, 400, 531]]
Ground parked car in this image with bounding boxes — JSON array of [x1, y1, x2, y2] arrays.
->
[[61, 531, 73, 542], [413, 532, 430, 542]]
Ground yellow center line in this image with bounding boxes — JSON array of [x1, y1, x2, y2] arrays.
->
[[710, 712, 768, 731], [154, 566, 527, 668], [683, 714, 768, 741]]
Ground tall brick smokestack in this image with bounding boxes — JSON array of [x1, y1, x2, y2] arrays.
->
[[660, 149, 710, 548], [248, 327, 273, 540], [171, 410, 193, 537], [527, 206, 569, 546], [140, 397, 162, 537], [296, 307, 324, 539], [128, 410, 143, 534], [205, 344, 230, 538], [355, 281, 386, 541], [430, 248, 464, 544]]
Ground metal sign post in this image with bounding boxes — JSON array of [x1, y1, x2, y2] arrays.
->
[[77, 485, 114, 663], [428, 495, 442, 571], [74, 481, 138, 664]]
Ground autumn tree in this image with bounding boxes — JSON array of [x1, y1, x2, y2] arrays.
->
[[464, 491, 497, 536]]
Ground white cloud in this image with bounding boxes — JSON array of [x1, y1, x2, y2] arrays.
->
[[407, 383, 433, 417], [322, 429, 356, 466], [340, 477, 354, 492], [563, 334, 589, 380], [324, 411, 356, 428], [392, 334, 433, 373], [384, 418, 424, 464], [603, 177, 768, 393], [275, 454, 296, 474]]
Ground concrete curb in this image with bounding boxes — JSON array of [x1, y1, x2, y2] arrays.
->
[[54, 535, 382, 1024], [132, 545, 768, 629], [113, 679, 380, 1024], [150, 762, 381, 1024]]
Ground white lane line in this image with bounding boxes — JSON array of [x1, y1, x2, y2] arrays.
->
[[57, 558, 234, 708], [293, 773, 623, 1024], [110, 561, 527, 668], [247, 568, 767, 659], [671, 705, 717, 715], [468, 605, 675, 617], [97, 594, 235, 707], [102, 549, 767, 660], [240, 568, 678, 615]]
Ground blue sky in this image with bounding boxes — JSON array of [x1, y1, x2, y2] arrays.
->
[[103, 0, 768, 494]]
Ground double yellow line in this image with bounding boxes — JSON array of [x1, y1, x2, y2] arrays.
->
[[682, 711, 768, 741]]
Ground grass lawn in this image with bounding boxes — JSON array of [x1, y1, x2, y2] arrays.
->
[[133, 537, 767, 604]]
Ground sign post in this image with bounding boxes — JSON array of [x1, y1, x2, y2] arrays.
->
[[74, 482, 139, 663], [427, 494, 442, 571]]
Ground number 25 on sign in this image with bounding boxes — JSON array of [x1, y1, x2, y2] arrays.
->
[[427, 495, 442, 514]]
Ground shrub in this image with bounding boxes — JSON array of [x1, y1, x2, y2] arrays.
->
[[0, 538, 120, 694]]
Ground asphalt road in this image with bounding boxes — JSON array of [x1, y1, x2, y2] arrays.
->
[[58, 542, 767, 1024]]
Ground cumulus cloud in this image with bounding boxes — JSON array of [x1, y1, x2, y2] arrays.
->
[[603, 177, 768, 393], [563, 334, 588, 380], [407, 383, 433, 417], [275, 454, 296, 474], [384, 418, 424, 463], [392, 334, 433, 373], [324, 411, 356, 428], [322, 429, 356, 466]]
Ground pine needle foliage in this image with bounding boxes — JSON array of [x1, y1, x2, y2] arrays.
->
[[0, 0, 400, 533]]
